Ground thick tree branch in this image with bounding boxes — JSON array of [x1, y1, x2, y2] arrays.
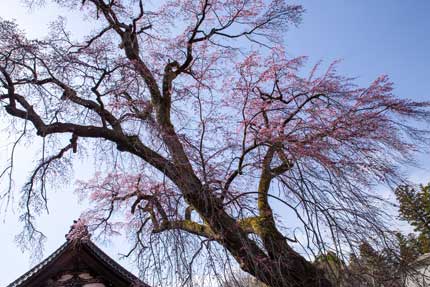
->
[[153, 219, 214, 238]]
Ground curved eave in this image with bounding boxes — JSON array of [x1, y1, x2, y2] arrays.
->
[[6, 242, 69, 287], [5, 239, 150, 287]]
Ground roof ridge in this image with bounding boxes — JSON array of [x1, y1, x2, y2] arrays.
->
[[84, 240, 150, 287], [5, 240, 150, 287]]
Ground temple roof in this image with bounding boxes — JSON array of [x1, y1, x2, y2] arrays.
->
[[6, 237, 151, 287]]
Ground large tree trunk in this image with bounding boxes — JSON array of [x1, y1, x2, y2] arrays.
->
[[180, 178, 332, 287], [216, 214, 332, 287], [244, 255, 333, 287]]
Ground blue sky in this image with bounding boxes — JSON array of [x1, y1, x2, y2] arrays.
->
[[288, 1, 430, 102], [0, 0, 429, 286]]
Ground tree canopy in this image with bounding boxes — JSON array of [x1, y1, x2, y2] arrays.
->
[[396, 184, 430, 252], [1, 0, 430, 286]]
